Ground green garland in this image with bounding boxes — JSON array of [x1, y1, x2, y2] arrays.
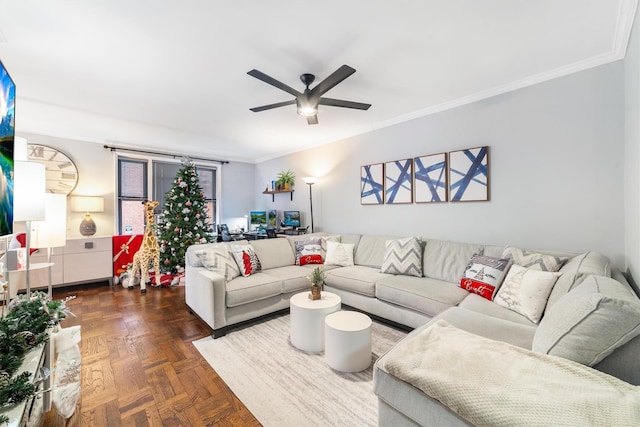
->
[[0, 291, 74, 424]]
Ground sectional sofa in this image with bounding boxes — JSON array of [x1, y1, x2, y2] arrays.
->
[[184, 232, 640, 425]]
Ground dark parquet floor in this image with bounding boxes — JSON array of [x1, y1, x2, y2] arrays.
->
[[44, 282, 261, 427]]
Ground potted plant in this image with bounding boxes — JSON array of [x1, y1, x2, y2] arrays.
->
[[307, 266, 325, 300], [276, 169, 296, 190]]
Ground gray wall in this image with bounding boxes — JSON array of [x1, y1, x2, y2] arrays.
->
[[625, 6, 640, 287], [257, 61, 626, 268], [219, 161, 255, 230]]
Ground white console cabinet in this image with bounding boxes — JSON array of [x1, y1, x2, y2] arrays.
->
[[8, 236, 112, 296]]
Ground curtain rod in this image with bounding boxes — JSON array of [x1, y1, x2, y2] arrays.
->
[[103, 144, 229, 164]]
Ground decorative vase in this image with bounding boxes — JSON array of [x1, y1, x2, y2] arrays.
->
[[284, 182, 291, 190], [309, 284, 321, 300]]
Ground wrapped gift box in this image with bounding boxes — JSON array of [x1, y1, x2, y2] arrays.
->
[[112, 235, 144, 278]]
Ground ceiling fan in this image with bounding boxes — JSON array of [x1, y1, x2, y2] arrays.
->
[[247, 64, 371, 125]]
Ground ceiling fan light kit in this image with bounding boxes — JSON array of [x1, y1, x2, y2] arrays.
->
[[248, 64, 371, 125]]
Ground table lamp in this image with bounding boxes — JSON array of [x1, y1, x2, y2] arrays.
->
[[13, 160, 46, 297], [31, 194, 67, 297], [70, 196, 104, 236]]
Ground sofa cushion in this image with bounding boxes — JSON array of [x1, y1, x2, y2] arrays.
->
[[231, 244, 262, 277], [380, 236, 423, 277], [225, 272, 282, 307], [376, 276, 469, 317], [503, 246, 568, 272], [354, 235, 402, 268], [423, 239, 483, 283], [262, 265, 311, 294], [249, 238, 295, 269], [325, 265, 390, 297], [493, 265, 561, 323], [459, 253, 511, 300], [325, 241, 355, 267], [533, 275, 640, 366], [546, 251, 611, 309], [199, 244, 240, 282], [458, 293, 536, 326]]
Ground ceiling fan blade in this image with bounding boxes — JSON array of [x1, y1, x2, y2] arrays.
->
[[247, 69, 302, 97], [308, 65, 356, 99], [307, 115, 319, 125], [250, 99, 296, 112], [318, 97, 371, 110]]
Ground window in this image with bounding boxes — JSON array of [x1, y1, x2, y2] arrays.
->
[[118, 158, 147, 235], [117, 157, 218, 235]]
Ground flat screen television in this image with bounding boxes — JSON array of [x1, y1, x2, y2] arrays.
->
[[0, 59, 15, 237], [283, 210, 300, 228], [250, 211, 267, 226]]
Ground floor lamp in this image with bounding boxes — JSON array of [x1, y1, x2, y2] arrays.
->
[[13, 161, 46, 298], [302, 177, 316, 233], [31, 194, 67, 298]]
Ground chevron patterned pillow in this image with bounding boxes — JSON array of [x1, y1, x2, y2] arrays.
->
[[381, 236, 423, 277], [503, 247, 568, 272], [200, 245, 240, 281]]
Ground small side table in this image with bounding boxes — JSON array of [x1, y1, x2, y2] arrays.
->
[[290, 291, 341, 352], [325, 311, 372, 372]]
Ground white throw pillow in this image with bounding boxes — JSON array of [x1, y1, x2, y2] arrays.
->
[[199, 245, 240, 281], [494, 264, 562, 323], [324, 241, 355, 267], [532, 275, 640, 366]]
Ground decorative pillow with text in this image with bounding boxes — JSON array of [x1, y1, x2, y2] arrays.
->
[[460, 254, 511, 300], [295, 238, 324, 266]]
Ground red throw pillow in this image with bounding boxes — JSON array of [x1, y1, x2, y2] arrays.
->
[[299, 254, 323, 266], [460, 278, 495, 300]]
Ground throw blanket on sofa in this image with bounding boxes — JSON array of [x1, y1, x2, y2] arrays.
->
[[384, 320, 640, 427]]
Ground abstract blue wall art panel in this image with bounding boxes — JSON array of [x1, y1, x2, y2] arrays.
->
[[385, 159, 413, 204], [448, 146, 489, 202], [414, 153, 447, 203], [361, 163, 384, 205]]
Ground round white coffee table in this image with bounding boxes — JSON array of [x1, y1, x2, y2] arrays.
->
[[324, 311, 372, 372], [290, 291, 341, 352]]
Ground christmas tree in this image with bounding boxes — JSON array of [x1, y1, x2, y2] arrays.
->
[[158, 159, 214, 273]]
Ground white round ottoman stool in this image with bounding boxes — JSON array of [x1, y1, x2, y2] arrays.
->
[[324, 311, 372, 372]]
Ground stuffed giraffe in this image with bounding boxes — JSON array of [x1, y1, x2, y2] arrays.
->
[[129, 200, 161, 293]]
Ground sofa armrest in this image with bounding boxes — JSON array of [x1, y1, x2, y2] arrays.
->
[[185, 263, 228, 331]]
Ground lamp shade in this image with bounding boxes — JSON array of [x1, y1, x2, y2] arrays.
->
[[70, 196, 104, 213], [302, 176, 317, 185], [14, 161, 46, 221], [31, 193, 67, 248]]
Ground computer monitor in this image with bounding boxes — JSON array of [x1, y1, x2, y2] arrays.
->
[[250, 211, 267, 226], [283, 210, 300, 228]]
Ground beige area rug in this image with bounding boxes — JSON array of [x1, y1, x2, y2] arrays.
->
[[193, 313, 407, 427]]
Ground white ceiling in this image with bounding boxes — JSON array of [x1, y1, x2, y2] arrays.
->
[[0, 1, 636, 163]]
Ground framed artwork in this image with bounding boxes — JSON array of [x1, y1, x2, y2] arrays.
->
[[448, 146, 489, 202], [267, 209, 277, 226], [414, 153, 447, 203], [385, 159, 413, 204], [360, 163, 385, 205]]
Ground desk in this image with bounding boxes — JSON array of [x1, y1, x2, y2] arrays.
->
[[245, 232, 268, 240]]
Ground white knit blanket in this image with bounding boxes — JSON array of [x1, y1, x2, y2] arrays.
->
[[384, 320, 640, 427]]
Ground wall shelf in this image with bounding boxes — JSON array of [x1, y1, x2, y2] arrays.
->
[[263, 189, 294, 202]]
